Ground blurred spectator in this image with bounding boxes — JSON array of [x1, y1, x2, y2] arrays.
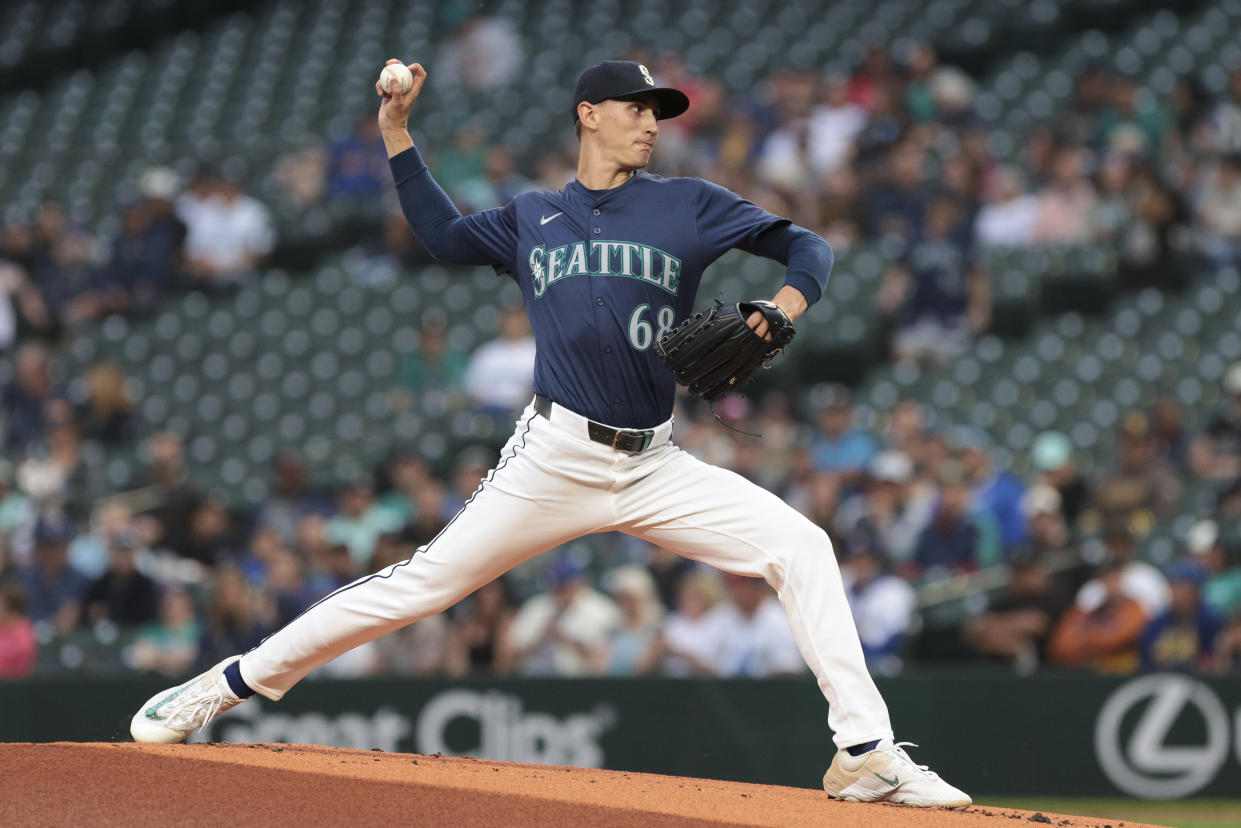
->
[[179, 171, 276, 287], [376, 451, 432, 528], [274, 144, 328, 208], [533, 150, 577, 192], [646, 545, 694, 612], [463, 305, 537, 415], [592, 566, 664, 676], [840, 541, 916, 672], [1087, 152, 1132, 243], [808, 386, 877, 477], [0, 461, 34, 551], [507, 558, 621, 677], [1075, 526, 1170, 619], [657, 568, 726, 676], [913, 459, 998, 576], [1194, 153, 1241, 265], [878, 195, 990, 367], [1209, 69, 1241, 152], [438, 15, 524, 91], [1187, 520, 1241, 617], [1097, 78, 1166, 154], [433, 126, 488, 196], [174, 499, 240, 566], [0, 581, 36, 678], [76, 361, 136, 446], [1033, 146, 1097, 243], [129, 586, 201, 677], [1091, 413, 1183, 530], [18, 519, 87, 634], [848, 44, 896, 114], [834, 450, 934, 565], [2, 342, 65, 452], [306, 542, 357, 601], [793, 471, 845, 534], [66, 502, 134, 580], [808, 74, 867, 176], [327, 116, 389, 200], [197, 566, 271, 668], [956, 429, 1026, 551], [326, 480, 404, 570], [456, 148, 534, 212], [974, 166, 1038, 247], [367, 539, 449, 676], [703, 574, 805, 677], [1150, 397, 1190, 472], [1022, 484, 1072, 558], [393, 320, 468, 411], [90, 168, 186, 316], [82, 531, 158, 627], [1215, 611, 1241, 673], [963, 552, 1073, 673], [446, 579, 515, 676], [862, 140, 924, 239], [1140, 560, 1221, 672], [0, 260, 52, 349], [259, 539, 316, 627], [1049, 558, 1147, 673], [1117, 162, 1185, 291], [131, 431, 203, 555], [1190, 361, 1241, 481], [254, 452, 331, 548], [1030, 430, 1091, 527], [402, 476, 453, 545], [362, 208, 428, 282], [15, 411, 97, 522]]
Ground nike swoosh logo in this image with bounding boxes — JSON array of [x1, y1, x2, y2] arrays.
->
[[871, 770, 899, 787], [539, 212, 563, 226]]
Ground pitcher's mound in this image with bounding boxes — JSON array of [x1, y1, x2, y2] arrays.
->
[[0, 743, 1163, 827]]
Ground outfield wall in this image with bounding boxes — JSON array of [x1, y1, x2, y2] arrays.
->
[[3, 673, 1238, 797]]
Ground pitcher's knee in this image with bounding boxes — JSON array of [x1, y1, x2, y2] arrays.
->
[[763, 521, 835, 585]]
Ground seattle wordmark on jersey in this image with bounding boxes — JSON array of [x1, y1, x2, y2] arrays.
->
[[528, 240, 682, 298]]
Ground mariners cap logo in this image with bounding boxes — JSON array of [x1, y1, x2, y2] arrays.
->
[[571, 61, 691, 122]]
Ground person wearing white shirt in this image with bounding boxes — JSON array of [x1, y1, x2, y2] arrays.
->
[[178, 175, 276, 285], [463, 305, 537, 414], [840, 544, 917, 674], [703, 574, 805, 677], [506, 558, 621, 676], [974, 166, 1038, 247]]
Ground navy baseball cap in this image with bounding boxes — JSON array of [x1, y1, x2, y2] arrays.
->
[[572, 60, 690, 122]]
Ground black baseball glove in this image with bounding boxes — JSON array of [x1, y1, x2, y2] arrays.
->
[[655, 299, 796, 401]]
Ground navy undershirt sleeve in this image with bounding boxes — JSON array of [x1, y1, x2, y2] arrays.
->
[[388, 146, 517, 271], [748, 223, 833, 306], [695, 179, 831, 306]]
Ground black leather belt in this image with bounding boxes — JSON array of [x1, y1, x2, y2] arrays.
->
[[533, 394, 656, 453]]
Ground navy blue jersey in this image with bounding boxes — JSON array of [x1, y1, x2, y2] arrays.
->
[[900, 226, 974, 327], [391, 147, 831, 427]]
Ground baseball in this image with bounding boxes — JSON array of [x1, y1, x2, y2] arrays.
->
[[379, 63, 413, 94]]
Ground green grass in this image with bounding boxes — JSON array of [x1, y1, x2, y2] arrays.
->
[[977, 798, 1241, 828]]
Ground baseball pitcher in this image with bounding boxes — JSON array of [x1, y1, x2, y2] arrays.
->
[[130, 59, 970, 808]]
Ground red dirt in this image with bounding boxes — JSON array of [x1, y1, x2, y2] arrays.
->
[[1, 742, 1166, 827]]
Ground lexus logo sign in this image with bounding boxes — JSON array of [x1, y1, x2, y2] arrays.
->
[[1094, 674, 1233, 798]]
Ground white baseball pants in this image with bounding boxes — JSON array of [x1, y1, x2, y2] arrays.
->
[[239, 398, 894, 748]]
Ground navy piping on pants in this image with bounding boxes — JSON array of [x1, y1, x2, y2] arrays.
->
[[249, 409, 537, 650]]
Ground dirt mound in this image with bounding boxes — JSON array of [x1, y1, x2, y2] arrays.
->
[[1, 743, 1164, 827]]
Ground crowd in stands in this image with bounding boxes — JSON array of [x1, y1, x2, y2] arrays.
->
[[3, 31, 1241, 681]]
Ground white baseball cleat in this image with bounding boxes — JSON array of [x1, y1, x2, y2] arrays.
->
[[822, 739, 972, 809], [130, 656, 246, 744]]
